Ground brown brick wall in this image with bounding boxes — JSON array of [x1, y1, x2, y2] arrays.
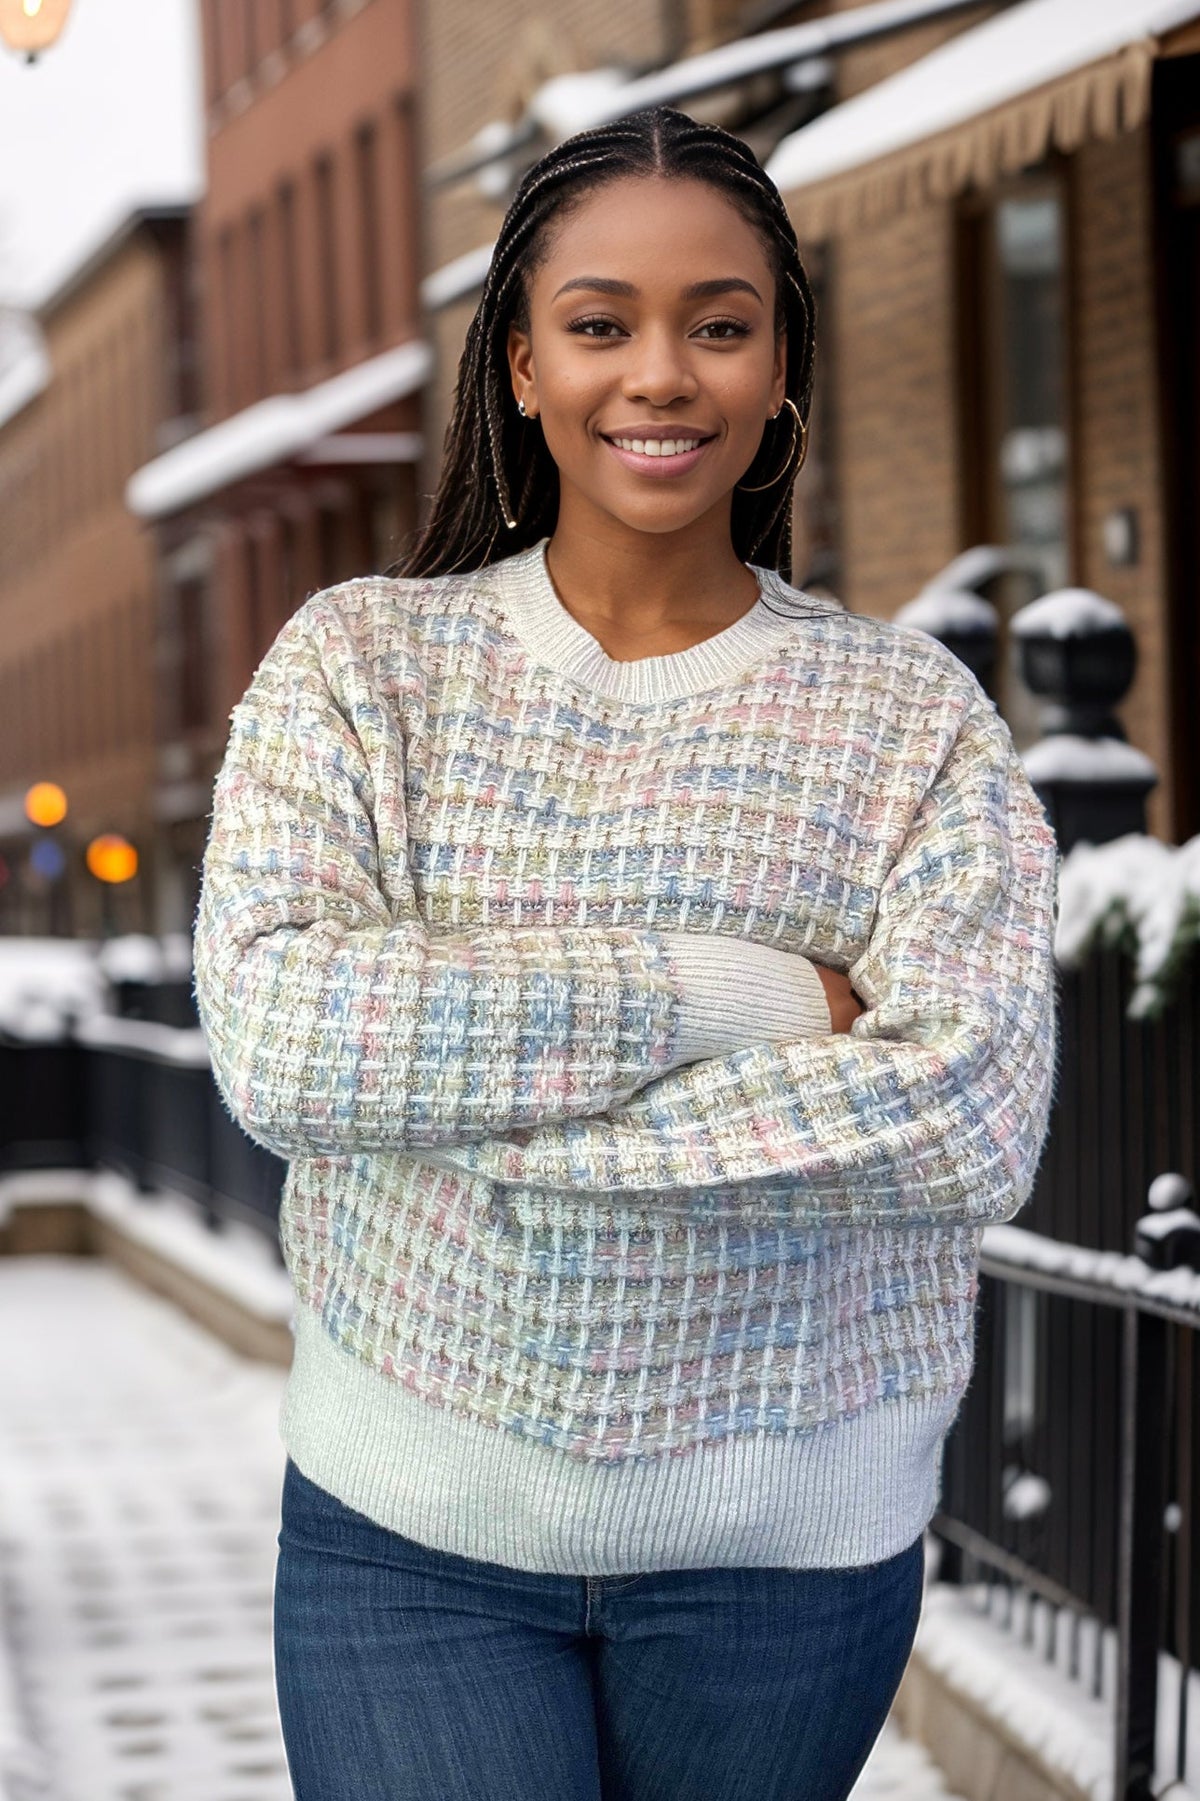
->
[[825, 202, 962, 616], [1070, 125, 1172, 838], [0, 227, 171, 932]]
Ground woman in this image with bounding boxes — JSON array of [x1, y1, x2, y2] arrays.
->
[[193, 107, 1059, 1801]]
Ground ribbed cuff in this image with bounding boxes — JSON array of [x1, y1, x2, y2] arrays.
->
[[661, 934, 831, 1068]]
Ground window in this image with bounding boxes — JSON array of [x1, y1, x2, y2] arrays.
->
[[960, 177, 1071, 731], [314, 154, 340, 363], [218, 224, 239, 409], [278, 181, 302, 375], [178, 577, 209, 734], [356, 123, 383, 345], [247, 206, 269, 395]]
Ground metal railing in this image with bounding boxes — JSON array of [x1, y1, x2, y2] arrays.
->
[[936, 1218, 1200, 1799]]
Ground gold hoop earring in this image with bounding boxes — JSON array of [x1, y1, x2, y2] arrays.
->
[[736, 397, 808, 492]]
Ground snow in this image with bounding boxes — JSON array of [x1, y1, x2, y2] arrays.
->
[[767, 0, 1200, 197], [0, 1167, 293, 1324], [913, 1580, 1200, 1801], [921, 544, 1044, 591], [74, 1015, 211, 1067], [894, 588, 997, 635], [982, 1220, 1200, 1316], [1054, 832, 1200, 1014], [1001, 1470, 1053, 1520], [529, 0, 986, 137], [0, 0, 204, 312], [528, 68, 629, 139], [0, 938, 108, 1042], [421, 241, 497, 311], [0, 1257, 290, 1801], [1023, 733, 1159, 784], [1011, 587, 1129, 638], [127, 339, 432, 520], [1149, 1173, 1196, 1212], [0, 309, 50, 432]]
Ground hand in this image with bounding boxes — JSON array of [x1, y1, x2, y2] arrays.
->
[[812, 963, 866, 1035]]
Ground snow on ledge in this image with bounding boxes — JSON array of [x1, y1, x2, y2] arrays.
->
[[0, 1168, 293, 1327], [894, 587, 997, 636], [1011, 588, 1128, 639], [1023, 733, 1158, 785]]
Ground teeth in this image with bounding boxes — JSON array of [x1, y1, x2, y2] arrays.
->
[[612, 437, 701, 458]]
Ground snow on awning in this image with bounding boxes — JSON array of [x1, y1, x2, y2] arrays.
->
[[766, 0, 1200, 238], [428, 0, 994, 187], [420, 243, 497, 312], [126, 338, 433, 522], [0, 311, 51, 432]]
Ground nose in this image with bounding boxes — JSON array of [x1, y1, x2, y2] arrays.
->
[[620, 326, 699, 409]]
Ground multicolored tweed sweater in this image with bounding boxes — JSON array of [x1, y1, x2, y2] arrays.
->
[[193, 538, 1060, 1574]]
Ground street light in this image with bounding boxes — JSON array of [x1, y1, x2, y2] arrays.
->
[[24, 779, 68, 827], [0, 0, 75, 62], [86, 833, 138, 885]]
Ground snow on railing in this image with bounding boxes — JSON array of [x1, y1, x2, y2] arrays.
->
[[1056, 833, 1200, 1017]]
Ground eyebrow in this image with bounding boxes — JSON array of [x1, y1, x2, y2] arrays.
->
[[551, 276, 764, 304]]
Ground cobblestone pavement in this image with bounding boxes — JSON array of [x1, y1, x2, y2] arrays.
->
[[0, 1257, 963, 1800]]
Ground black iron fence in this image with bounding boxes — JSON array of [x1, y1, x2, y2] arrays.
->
[[0, 1010, 286, 1248], [936, 1226, 1198, 1799], [931, 949, 1200, 1801]]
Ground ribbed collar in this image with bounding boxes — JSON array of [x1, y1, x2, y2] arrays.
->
[[488, 538, 827, 704]]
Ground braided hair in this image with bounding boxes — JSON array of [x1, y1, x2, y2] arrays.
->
[[398, 106, 817, 582]]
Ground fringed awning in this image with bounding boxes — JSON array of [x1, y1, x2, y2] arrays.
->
[[766, 0, 1200, 239]]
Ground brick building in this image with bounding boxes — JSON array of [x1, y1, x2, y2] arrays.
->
[[128, 0, 424, 933], [767, 0, 1200, 842], [0, 212, 193, 936]]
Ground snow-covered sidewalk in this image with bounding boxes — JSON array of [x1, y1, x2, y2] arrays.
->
[[0, 1255, 962, 1801]]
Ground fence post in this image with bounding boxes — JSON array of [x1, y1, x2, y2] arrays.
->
[[1115, 1299, 1168, 1799]]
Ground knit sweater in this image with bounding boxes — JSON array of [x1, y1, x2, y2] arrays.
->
[[193, 537, 1060, 1573]]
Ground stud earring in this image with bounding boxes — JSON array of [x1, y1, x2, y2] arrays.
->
[[517, 398, 527, 418]]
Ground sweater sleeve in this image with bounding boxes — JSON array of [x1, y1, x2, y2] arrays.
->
[[412, 694, 1061, 1230], [193, 599, 694, 1159]]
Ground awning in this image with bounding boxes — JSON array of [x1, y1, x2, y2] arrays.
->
[[127, 338, 432, 522], [428, 0, 998, 188], [766, 0, 1200, 238]]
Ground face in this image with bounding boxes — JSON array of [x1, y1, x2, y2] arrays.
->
[[506, 175, 787, 544]]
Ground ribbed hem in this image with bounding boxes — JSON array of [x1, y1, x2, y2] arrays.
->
[[280, 1303, 961, 1574]]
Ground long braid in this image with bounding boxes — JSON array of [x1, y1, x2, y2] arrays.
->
[[397, 106, 818, 583]]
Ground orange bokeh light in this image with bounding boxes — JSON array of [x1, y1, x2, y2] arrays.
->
[[24, 781, 68, 828], [86, 834, 138, 885]]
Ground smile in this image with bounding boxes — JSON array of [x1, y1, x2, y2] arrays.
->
[[600, 432, 716, 477]]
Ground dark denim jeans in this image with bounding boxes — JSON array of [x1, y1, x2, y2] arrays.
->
[[274, 1457, 924, 1801]]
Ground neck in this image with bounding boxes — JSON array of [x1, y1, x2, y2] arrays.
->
[[545, 494, 756, 630]]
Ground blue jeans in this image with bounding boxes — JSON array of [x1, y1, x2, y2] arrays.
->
[[274, 1457, 924, 1801]]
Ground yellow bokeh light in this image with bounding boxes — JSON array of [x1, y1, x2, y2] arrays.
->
[[24, 781, 68, 828], [86, 834, 138, 885]]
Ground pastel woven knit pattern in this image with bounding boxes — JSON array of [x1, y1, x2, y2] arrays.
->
[[193, 542, 1060, 1550]]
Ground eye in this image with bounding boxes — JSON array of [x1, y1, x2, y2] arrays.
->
[[693, 317, 752, 341], [566, 315, 628, 339]]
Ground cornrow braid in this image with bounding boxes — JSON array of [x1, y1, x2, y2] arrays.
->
[[397, 106, 818, 583]]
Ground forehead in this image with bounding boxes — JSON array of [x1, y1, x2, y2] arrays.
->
[[532, 175, 773, 293]]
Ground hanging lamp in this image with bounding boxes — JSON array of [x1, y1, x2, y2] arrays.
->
[[0, 0, 75, 62]]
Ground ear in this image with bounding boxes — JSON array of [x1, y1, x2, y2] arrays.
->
[[769, 327, 787, 418], [507, 321, 538, 418]]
